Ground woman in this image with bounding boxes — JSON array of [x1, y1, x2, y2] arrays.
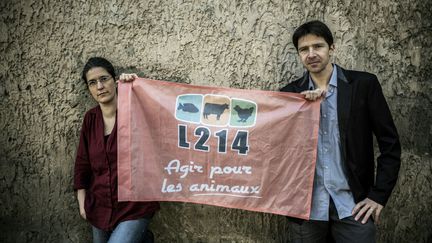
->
[[74, 57, 159, 243]]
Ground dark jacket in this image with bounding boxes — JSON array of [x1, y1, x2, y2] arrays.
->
[[280, 65, 401, 206]]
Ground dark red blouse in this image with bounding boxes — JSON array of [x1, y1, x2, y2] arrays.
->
[[74, 106, 159, 231]]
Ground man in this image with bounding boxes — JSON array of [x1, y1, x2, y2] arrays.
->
[[281, 20, 401, 242]]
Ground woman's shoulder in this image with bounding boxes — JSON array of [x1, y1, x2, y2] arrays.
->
[[82, 105, 101, 124], [84, 105, 101, 116]]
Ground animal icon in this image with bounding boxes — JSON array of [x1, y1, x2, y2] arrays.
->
[[177, 103, 199, 113], [234, 105, 254, 122], [203, 103, 229, 120]]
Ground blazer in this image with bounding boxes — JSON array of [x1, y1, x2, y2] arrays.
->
[[280, 65, 401, 206]]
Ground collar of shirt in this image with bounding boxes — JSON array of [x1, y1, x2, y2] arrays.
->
[[308, 64, 338, 97]]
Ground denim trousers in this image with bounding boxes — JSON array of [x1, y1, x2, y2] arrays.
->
[[92, 218, 153, 243], [288, 199, 376, 243]]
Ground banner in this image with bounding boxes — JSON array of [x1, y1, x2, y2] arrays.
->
[[117, 78, 320, 219]]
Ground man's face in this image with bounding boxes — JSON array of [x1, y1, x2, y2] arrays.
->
[[297, 34, 334, 74]]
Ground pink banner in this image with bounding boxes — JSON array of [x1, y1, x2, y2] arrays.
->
[[118, 78, 320, 219]]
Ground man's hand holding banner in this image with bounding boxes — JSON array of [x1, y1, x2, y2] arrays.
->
[[117, 78, 320, 220]]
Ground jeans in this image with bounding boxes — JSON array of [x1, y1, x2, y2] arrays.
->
[[288, 199, 376, 243], [92, 218, 153, 243]]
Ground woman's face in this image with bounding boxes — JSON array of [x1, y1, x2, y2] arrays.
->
[[85, 67, 117, 105]]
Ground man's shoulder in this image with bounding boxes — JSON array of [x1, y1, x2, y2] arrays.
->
[[280, 76, 304, 93], [339, 66, 378, 83]]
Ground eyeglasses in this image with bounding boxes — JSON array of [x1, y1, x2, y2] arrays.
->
[[87, 75, 113, 87]]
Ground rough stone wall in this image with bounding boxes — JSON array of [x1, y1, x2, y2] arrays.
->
[[0, 0, 431, 242]]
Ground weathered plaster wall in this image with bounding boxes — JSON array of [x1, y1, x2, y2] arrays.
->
[[0, 0, 431, 242]]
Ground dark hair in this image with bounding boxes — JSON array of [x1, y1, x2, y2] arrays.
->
[[292, 20, 334, 51], [81, 57, 116, 84]]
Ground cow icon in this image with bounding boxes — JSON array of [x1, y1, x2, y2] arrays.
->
[[203, 103, 229, 120], [233, 105, 254, 122], [177, 103, 199, 113]]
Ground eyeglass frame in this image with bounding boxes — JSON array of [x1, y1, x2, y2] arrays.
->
[[87, 75, 113, 88]]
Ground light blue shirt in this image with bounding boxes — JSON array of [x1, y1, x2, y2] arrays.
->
[[309, 65, 356, 221]]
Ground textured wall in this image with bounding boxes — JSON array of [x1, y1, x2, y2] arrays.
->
[[0, 0, 431, 242]]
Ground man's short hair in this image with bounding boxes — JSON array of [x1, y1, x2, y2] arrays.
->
[[292, 20, 334, 51]]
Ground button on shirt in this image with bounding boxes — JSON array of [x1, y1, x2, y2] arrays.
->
[[309, 65, 356, 221]]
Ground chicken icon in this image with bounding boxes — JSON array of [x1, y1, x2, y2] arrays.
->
[[233, 105, 254, 122]]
